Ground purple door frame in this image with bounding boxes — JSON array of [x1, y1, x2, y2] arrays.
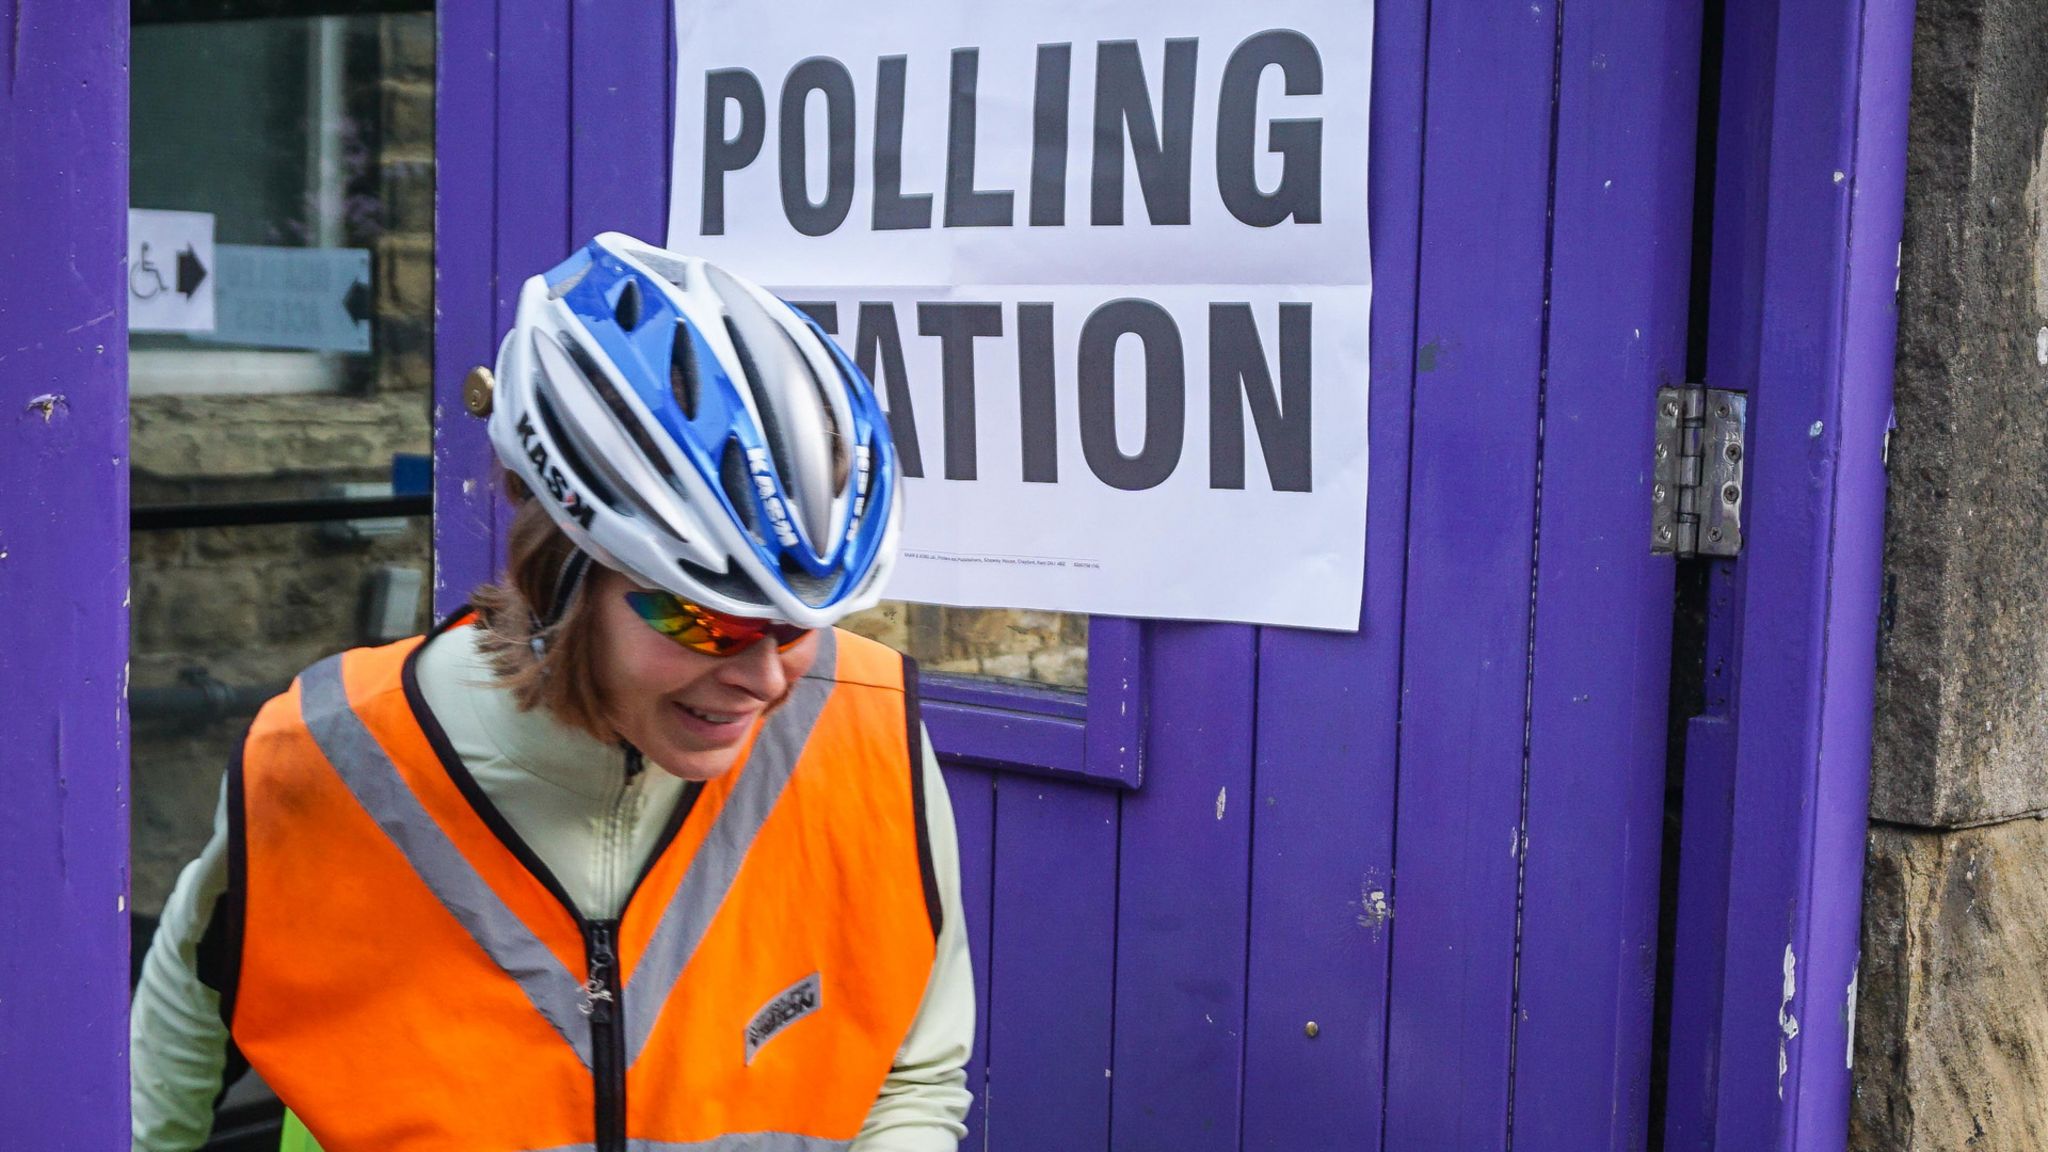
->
[[0, 0, 131, 1145], [1662, 1, 1912, 1148]]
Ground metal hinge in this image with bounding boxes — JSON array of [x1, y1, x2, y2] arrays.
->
[[1652, 385, 1747, 558]]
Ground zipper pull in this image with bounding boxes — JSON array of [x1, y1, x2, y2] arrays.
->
[[582, 924, 617, 1023]]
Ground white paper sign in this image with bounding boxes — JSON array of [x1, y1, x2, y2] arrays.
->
[[201, 245, 374, 353], [128, 209, 216, 333], [671, 0, 1371, 630]]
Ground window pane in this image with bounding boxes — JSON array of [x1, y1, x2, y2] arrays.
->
[[129, 12, 433, 488], [128, 10, 435, 918], [840, 603, 1088, 690]]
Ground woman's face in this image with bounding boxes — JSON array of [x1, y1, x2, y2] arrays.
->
[[587, 567, 820, 781]]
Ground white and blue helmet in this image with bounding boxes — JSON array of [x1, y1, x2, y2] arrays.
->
[[489, 233, 902, 628]]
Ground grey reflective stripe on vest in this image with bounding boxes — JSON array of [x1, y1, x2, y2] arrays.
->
[[622, 630, 839, 1065], [297, 654, 596, 1069], [529, 1136, 852, 1152]]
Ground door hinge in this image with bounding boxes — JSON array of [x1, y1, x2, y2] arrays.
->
[[1652, 385, 1746, 558]]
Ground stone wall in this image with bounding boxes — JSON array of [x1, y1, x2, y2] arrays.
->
[[1852, 0, 2048, 1147], [130, 521, 433, 916], [841, 603, 1088, 688]]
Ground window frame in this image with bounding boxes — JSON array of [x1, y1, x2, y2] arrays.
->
[[921, 615, 1144, 789]]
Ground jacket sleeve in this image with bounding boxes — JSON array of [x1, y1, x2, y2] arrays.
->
[[131, 778, 235, 1152], [852, 728, 975, 1152]]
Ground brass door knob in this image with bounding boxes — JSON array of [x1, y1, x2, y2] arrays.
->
[[463, 366, 495, 418]]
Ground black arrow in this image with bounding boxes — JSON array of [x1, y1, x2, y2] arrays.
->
[[344, 279, 372, 325], [176, 245, 207, 298]]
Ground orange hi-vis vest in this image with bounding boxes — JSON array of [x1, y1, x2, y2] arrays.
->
[[218, 621, 942, 1152]]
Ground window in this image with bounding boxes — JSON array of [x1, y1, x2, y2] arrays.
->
[[841, 604, 1088, 689], [129, 3, 435, 925]]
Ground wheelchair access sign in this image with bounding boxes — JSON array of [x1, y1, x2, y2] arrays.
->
[[128, 208, 216, 334]]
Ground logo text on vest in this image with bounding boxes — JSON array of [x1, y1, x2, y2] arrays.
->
[[745, 972, 822, 1065]]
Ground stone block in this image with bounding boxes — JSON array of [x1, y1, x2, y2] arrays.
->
[[1871, 0, 2048, 826], [980, 652, 1032, 681], [1029, 645, 1088, 689], [131, 391, 429, 481], [381, 159, 434, 233], [381, 78, 434, 160], [130, 518, 433, 914], [839, 601, 910, 652], [380, 13, 435, 82], [378, 235, 434, 317], [1853, 820, 2048, 1151]]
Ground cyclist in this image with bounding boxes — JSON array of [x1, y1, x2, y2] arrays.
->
[[131, 233, 972, 1151]]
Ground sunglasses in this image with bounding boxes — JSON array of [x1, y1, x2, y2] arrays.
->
[[623, 590, 812, 656]]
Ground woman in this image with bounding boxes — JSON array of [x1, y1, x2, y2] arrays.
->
[[131, 234, 973, 1151]]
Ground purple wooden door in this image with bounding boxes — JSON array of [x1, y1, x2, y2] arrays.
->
[[427, 4, 1719, 1151]]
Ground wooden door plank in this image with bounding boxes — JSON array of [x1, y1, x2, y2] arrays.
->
[[493, 0, 572, 377], [1109, 623, 1258, 1152], [984, 776, 1117, 1152], [570, 0, 671, 244], [1509, 4, 1702, 1149], [1381, 3, 1562, 1149], [1239, 0, 1428, 1146]]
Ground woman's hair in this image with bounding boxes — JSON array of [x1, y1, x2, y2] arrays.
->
[[470, 475, 616, 742]]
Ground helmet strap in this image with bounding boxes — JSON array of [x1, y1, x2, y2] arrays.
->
[[529, 548, 593, 659]]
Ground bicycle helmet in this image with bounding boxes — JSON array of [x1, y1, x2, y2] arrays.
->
[[488, 233, 902, 629]]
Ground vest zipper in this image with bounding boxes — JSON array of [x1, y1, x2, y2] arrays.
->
[[584, 920, 627, 1152]]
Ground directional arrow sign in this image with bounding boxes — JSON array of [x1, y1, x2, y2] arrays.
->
[[176, 245, 208, 298], [343, 279, 372, 326], [128, 209, 216, 333], [197, 245, 374, 353]]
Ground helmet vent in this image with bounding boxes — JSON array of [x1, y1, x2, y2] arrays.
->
[[723, 314, 798, 496], [562, 334, 687, 494], [632, 250, 693, 291], [670, 322, 702, 421], [822, 351, 860, 490], [778, 555, 838, 605], [719, 437, 764, 541], [677, 557, 764, 606], [721, 315, 765, 398], [784, 330, 850, 492], [533, 388, 619, 509], [613, 278, 643, 330]]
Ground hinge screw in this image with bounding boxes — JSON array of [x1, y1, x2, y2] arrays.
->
[[1663, 400, 1680, 418], [1658, 526, 1674, 543], [1708, 527, 1724, 543], [1724, 443, 1741, 463], [1652, 484, 1667, 504], [1722, 483, 1741, 504]]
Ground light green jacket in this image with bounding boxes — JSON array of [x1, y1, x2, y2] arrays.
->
[[131, 624, 974, 1152]]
